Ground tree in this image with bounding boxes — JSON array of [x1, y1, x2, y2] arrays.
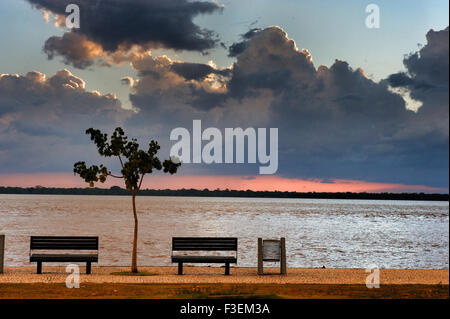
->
[[74, 127, 181, 273]]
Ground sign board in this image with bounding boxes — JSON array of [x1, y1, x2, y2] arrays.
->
[[258, 237, 287, 275], [263, 240, 281, 261]]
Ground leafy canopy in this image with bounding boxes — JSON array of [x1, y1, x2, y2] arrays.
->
[[74, 127, 180, 192]]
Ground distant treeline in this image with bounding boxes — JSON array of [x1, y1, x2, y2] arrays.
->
[[0, 186, 448, 201]]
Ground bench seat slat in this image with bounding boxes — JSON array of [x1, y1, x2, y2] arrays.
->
[[172, 246, 236, 251], [31, 245, 96, 247], [31, 238, 97, 241], [31, 237, 96, 240], [31, 245, 98, 250], [172, 237, 237, 252], [30, 236, 98, 250], [172, 256, 237, 263]]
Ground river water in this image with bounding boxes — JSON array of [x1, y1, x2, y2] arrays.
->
[[0, 194, 448, 269]]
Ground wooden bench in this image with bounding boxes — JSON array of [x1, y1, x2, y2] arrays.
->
[[171, 237, 238, 275], [29, 236, 98, 274]]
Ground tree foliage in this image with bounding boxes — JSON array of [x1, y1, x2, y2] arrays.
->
[[74, 127, 180, 192]]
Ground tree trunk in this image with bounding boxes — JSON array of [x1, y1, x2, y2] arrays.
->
[[131, 193, 139, 273]]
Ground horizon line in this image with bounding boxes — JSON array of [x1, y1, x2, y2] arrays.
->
[[0, 173, 447, 194], [1, 185, 448, 196]]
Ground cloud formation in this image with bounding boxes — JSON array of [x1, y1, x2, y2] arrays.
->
[[125, 26, 449, 188], [129, 54, 230, 113], [387, 27, 449, 138], [1, 21, 448, 189], [27, 0, 223, 68], [0, 69, 130, 172]]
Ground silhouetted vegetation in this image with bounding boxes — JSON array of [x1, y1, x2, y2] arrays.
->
[[73, 127, 181, 273], [0, 186, 447, 201]]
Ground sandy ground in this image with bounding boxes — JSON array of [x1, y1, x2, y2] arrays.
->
[[1, 266, 448, 285]]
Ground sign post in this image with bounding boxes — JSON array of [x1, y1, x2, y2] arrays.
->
[[0, 234, 4, 274]]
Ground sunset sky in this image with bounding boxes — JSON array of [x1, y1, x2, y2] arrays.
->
[[0, 0, 448, 193]]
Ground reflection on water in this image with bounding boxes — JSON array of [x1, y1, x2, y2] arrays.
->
[[0, 194, 448, 268]]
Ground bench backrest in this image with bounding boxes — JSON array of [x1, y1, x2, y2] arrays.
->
[[172, 237, 238, 251], [30, 236, 98, 250]]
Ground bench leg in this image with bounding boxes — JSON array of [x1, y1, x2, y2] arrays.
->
[[86, 262, 91, 274], [37, 261, 42, 274], [178, 262, 183, 275], [225, 263, 230, 275]]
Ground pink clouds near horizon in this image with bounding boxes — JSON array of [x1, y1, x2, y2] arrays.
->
[[0, 173, 447, 193]]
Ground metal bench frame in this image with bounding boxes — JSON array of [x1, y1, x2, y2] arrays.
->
[[29, 236, 98, 274]]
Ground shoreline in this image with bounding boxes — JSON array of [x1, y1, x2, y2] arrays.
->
[[1, 189, 448, 201]]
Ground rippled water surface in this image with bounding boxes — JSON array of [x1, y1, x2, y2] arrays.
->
[[0, 194, 448, 268]]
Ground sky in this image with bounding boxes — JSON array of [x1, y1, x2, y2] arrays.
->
[[0, 0, 448, 192]]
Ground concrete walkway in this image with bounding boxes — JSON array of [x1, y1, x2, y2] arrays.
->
[[1, 266, 448, 285]]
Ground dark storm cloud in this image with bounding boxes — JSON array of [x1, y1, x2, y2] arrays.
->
[[227, 28, 261, 57], [243, 28, 262, 39], [388, 27, 449, 91], [228, 41, 249, 57], [404, 27, 449, 87], [171, 62, 231, 81], [0, 70, 130, 172], [387, 72, 416, 87], [387, 72, 434, 90], [126, 26, 449, 188], [27, 0, 223, 68], [386, 27, 448, 152], [228, 69, 294, 98]]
